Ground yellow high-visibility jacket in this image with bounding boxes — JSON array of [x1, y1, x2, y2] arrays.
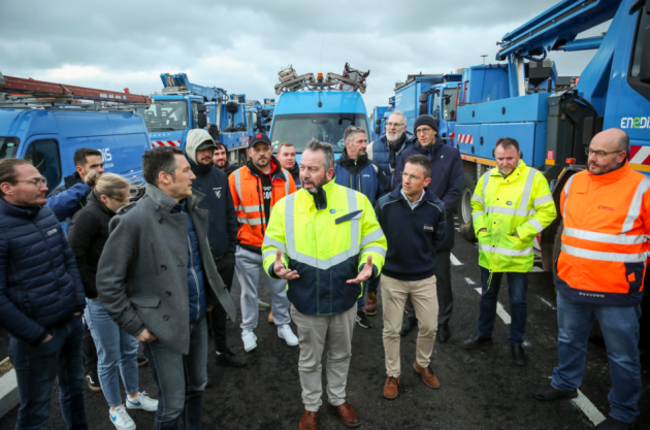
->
[[262, 179, 387, 316], [472, 161, 556, 272]]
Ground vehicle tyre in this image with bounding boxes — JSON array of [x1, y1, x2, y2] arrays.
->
[[458, 170, 477, 243], [551, 220, 603, 342]]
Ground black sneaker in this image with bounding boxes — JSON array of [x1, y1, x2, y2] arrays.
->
[[356, 312, 373, 329], [215, 349, 247, 368], [137, 356, 148, 368], [534, 384, 578, 402], [595, 417, 636, 430], [85, 372, 102, 392]]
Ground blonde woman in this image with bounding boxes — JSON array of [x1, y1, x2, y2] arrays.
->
[[67, 171, 156, 430]]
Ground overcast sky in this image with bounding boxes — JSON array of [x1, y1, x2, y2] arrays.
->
[[0, 0, 608, 110]]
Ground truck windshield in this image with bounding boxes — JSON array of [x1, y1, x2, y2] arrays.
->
[[136, 101, 189, 132], [0, 137, 19, 160], [270, 113, 368, 153], [442, 88, 458, 121]]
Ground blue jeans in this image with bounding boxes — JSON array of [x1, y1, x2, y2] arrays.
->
[[477, 268, 528, 344], [144, 315, 208, 430], [85, 299, 139, 407], [8, 314, 88, 430], [551, 292, 642, 424]]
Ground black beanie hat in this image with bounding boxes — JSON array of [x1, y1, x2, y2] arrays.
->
[[414, 115, 439, 132]]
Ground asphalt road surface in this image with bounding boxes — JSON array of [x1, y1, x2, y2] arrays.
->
[[1, 230, 648, 430]]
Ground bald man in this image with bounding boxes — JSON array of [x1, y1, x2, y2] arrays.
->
[[535, 129, 648, 430]]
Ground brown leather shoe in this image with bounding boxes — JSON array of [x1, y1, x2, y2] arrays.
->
[[299, 410, 318, 430], [383, 376, 399, 399], [364, 292, 378, 316], [268, 311, 274, 324], [413, 362, 440, 389], [327, 401, 361, 427]]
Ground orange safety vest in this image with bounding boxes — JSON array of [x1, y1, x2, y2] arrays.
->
[[557, 163, 650, 305], [229, 161, 296, 249]]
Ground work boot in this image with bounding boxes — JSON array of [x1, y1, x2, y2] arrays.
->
[[595, 416, 637, 430], [461, 334, 492, 350], [383, 376, 399, 399], [413, 362, 440, 389], [534, 384, 578, 402], [364, 292, 378, 316], [299, 410, 318, 430], [437, 323, 450, 343], [400, 315, 417, 336], [327, 402, 361, 427], [258, 300, 270, 311], [511, 344, 528, 366], [356, 311, 373, 329], [215, 349, 247, 368]]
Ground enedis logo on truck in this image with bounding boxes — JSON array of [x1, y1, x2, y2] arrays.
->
[[621, 116, 650, 129]]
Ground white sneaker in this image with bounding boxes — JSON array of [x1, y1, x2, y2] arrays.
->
[[277, 324, 298, 347], [109, 406, 135, 430], [126, 391, 158, 412], [242, 329, 257, 352]]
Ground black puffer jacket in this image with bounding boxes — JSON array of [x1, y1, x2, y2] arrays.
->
[[67, 192, 114, 299]]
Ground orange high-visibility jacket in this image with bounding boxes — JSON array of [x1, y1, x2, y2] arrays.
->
[[229, 160, 297, 249], [557, 163, 650, 305]]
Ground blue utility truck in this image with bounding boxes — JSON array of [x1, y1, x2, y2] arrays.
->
[[269, 66, 371, 161], [0, 73, 151, 187], [451, 0, 650, 275]]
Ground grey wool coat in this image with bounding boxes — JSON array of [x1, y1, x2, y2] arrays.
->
[[96, 184, 237, 355]]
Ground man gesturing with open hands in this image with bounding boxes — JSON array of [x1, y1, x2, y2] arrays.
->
[[262, 139, 387, 430]]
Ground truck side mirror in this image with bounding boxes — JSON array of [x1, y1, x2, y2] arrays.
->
[[419, 104, 428, 115], [197, 103, 206, 113], [375, 125, 381, 135], [418, 93, 429, 103], [262, 109, 270, 118], [197, 113, 207, 129], [375, 118, 381, 125], [640, 27, 650, 84]]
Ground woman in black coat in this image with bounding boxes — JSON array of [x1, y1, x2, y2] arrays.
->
[[67, 171, 158, 429]]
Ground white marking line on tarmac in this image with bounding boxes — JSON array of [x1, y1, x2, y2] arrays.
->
[[530, 266, 544, 273], [450, 253, 463, 266], [537, 296, 556, 310], [464, 277, 475, 285], [573, 390, 606, 426], [473, 288, 511, 324]]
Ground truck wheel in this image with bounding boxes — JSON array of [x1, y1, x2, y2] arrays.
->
[[551, 221, 604, 341], [458, 171, 477, 242]]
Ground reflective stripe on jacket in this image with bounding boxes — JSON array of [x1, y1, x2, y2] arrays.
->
[[557, 163, 650, 306], [262, 180, 387, 316], [228, 163, 296, 249], [471, 160, 556, 272]]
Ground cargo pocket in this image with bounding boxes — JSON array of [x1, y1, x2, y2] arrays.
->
[[130, 296, 161, 309], [624, 262, 645, 294]]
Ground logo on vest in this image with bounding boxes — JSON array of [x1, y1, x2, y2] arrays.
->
[[213, 187, 222, 199], [506, 201, 513, 206], [597, 205, 614, 211], [47, 228, 58, 236], [423, 225, 434, 231]]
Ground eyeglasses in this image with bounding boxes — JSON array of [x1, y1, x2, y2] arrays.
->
[[14, 177, 47, 186], [585, 148, 623, 158], [109, 195, 130, 204], [386, 122, 405, 128], [415, 128, 434, 135]]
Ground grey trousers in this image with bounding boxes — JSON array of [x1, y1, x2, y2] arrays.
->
[[290, 304, 356, 412], [235, 246, 291, 331]]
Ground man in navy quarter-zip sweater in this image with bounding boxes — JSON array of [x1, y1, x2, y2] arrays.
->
[[334, 126, 389, 329], [375, 154, 446, 399]]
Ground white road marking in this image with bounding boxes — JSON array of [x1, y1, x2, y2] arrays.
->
[[464, 277, 475, 285], [530, 266, 544, 273], [473, 287, 511, 325], [538, 296, 556, 310], [450, 253, 463, 266], [573, 390, 606, 426]]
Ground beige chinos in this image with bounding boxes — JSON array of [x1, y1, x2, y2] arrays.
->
[[382, 274, 438, 377], [290, 304, 356, 412]]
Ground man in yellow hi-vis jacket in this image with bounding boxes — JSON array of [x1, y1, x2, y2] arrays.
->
[[262, 139, 387, 430], [461, 138, 556, 367]]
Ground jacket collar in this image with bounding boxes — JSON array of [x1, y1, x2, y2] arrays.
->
[[0, 197, 42, 218], [338, 148, 369, 167], [187, 156, 213, 177], [64, 171, 82, 189], [145, 183, 204, 213], [389, 185, 434, 203], [586, 162, 632, 183], [490, 160, 527, 177], [86, 191, 114, 216], [246, 156, 287, 182], [413, 136, 443, 155]]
